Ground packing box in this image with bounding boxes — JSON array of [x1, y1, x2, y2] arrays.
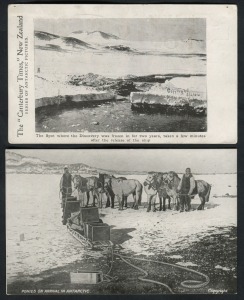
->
[[70, 271, 103, 284], [65, 200, 80, 214], [80, 207, 99, 224], [85, 222, 110, 242]]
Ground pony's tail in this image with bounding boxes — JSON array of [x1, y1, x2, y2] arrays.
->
[[205, 184, 211, 202], [138, 183, 143, 205]]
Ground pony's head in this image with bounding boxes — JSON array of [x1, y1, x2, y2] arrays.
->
[[104, 175, 112, 188], [73, 175, 81, 189], [163, 171, 180, 190], [144, 172, 155, 186], [144, 172, 161, 189]]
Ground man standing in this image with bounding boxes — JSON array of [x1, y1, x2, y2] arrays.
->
[[177, 168, 196, 212], [60, 166, 73, 207]]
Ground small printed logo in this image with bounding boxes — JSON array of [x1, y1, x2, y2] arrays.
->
[[208, 288, 228, 294]]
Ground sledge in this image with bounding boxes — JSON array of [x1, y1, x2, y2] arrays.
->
[[62, 197, 111, 250]]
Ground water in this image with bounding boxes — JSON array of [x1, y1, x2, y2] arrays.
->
[[35, 48, 207, 132], [36, 100, 207, 132]]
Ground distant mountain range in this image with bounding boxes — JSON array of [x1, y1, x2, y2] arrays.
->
[[35, 31, 96, 52], [6, 152, 233, 176], [5, 151, 146, 175], [35, 30, 123, 52], [70, 30, 120, 40]]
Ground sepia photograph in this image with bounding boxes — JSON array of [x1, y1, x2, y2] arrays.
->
[[34, 18, 207, 133], [6, 149, 237, 295], [8, 5, 237, 144]]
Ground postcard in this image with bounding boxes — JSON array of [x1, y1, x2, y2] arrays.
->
[[6, 149, 237, 294], [8, 5, 237, 143]]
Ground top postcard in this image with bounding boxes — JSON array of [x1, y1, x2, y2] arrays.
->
[[8, 4, 237, 144]]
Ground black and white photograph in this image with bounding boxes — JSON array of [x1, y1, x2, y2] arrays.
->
[[35, 18, 207, 133], [8, 5, 237, 144], [6, 149, 237, 295]]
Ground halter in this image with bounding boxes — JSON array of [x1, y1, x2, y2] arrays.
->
[[144, 178, 153, 185], [144, 175, 158, 191], [164, 173, 174, 186]]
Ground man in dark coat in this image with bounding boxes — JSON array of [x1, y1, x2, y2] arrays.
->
[[60, 166, 73, 207], [177, 168, 196, 212]]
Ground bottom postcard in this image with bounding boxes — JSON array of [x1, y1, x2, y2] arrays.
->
[[6, 149, 237, 294]]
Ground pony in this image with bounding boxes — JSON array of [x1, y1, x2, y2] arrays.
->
[[73, 175, 103, 207], [99, 174, 128, 208], [104, 175, 143, 210], [144, 171, 212, 212], [158, 171, 181, 210], [163, 172, 212, 211], [144, 172, 171, 212]]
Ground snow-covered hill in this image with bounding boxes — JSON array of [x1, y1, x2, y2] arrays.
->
[[5, 151, 145, 175], [69, 30, 120, 43], [35, 31, 95, 52], [6, 151, 98, 175], [35, 30, 206, 55], [6, 152, 48, 166], [34, 31, 59, 41]]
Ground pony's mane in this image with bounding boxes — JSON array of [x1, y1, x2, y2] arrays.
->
[[73, 174, 81, 178], [169, 171, 180, 180]]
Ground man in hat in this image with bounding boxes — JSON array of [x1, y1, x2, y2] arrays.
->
[[60, 165, 73, 207], [177, 168, 196, 212]]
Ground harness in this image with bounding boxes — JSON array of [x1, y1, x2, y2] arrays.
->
[[165, 176, 174, 189], [144, 177, 158, 191]]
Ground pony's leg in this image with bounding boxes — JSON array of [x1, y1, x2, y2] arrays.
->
[[105, 192, 110, 208], [185, 196, 191, 211], [91, 191, 96, 207], [122, 196, 125, 210], [202, 196, 206, 210], [152, 195, 157, 212], [124, 195, 128, 208], [134, 192, 139, 210], [173, 196, 178, 211], [80, 192, 85, 207], [98, 192, 102, 208], [180, 196, 185, 212], [131, 193, 135, 208], [159, 196, 162, 211], [132, 191, 137, 209], [95, 192, 99, 207], [118, 195, 123, 210], [168, 196, 172, 210], [147, 195, 152, 212], [163, 197, 166, 211], [111, 194, 115, 209], [176, 196, 180, 211], [96, 193, 100, 208], [86, 192, 90, 206], [197, 195, 205, 210]]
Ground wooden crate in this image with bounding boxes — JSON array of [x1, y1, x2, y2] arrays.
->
[[80, 207, 99, 224], [85, 223, 110, 242], [70, 271, 103, 284], [63, 199, 80, 224]]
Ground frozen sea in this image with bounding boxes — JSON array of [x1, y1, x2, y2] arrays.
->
[[6, 174, 236, 282]]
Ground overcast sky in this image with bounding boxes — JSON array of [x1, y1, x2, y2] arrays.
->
[[9, 149, 236, 174], [35, 18, 206, 42]]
